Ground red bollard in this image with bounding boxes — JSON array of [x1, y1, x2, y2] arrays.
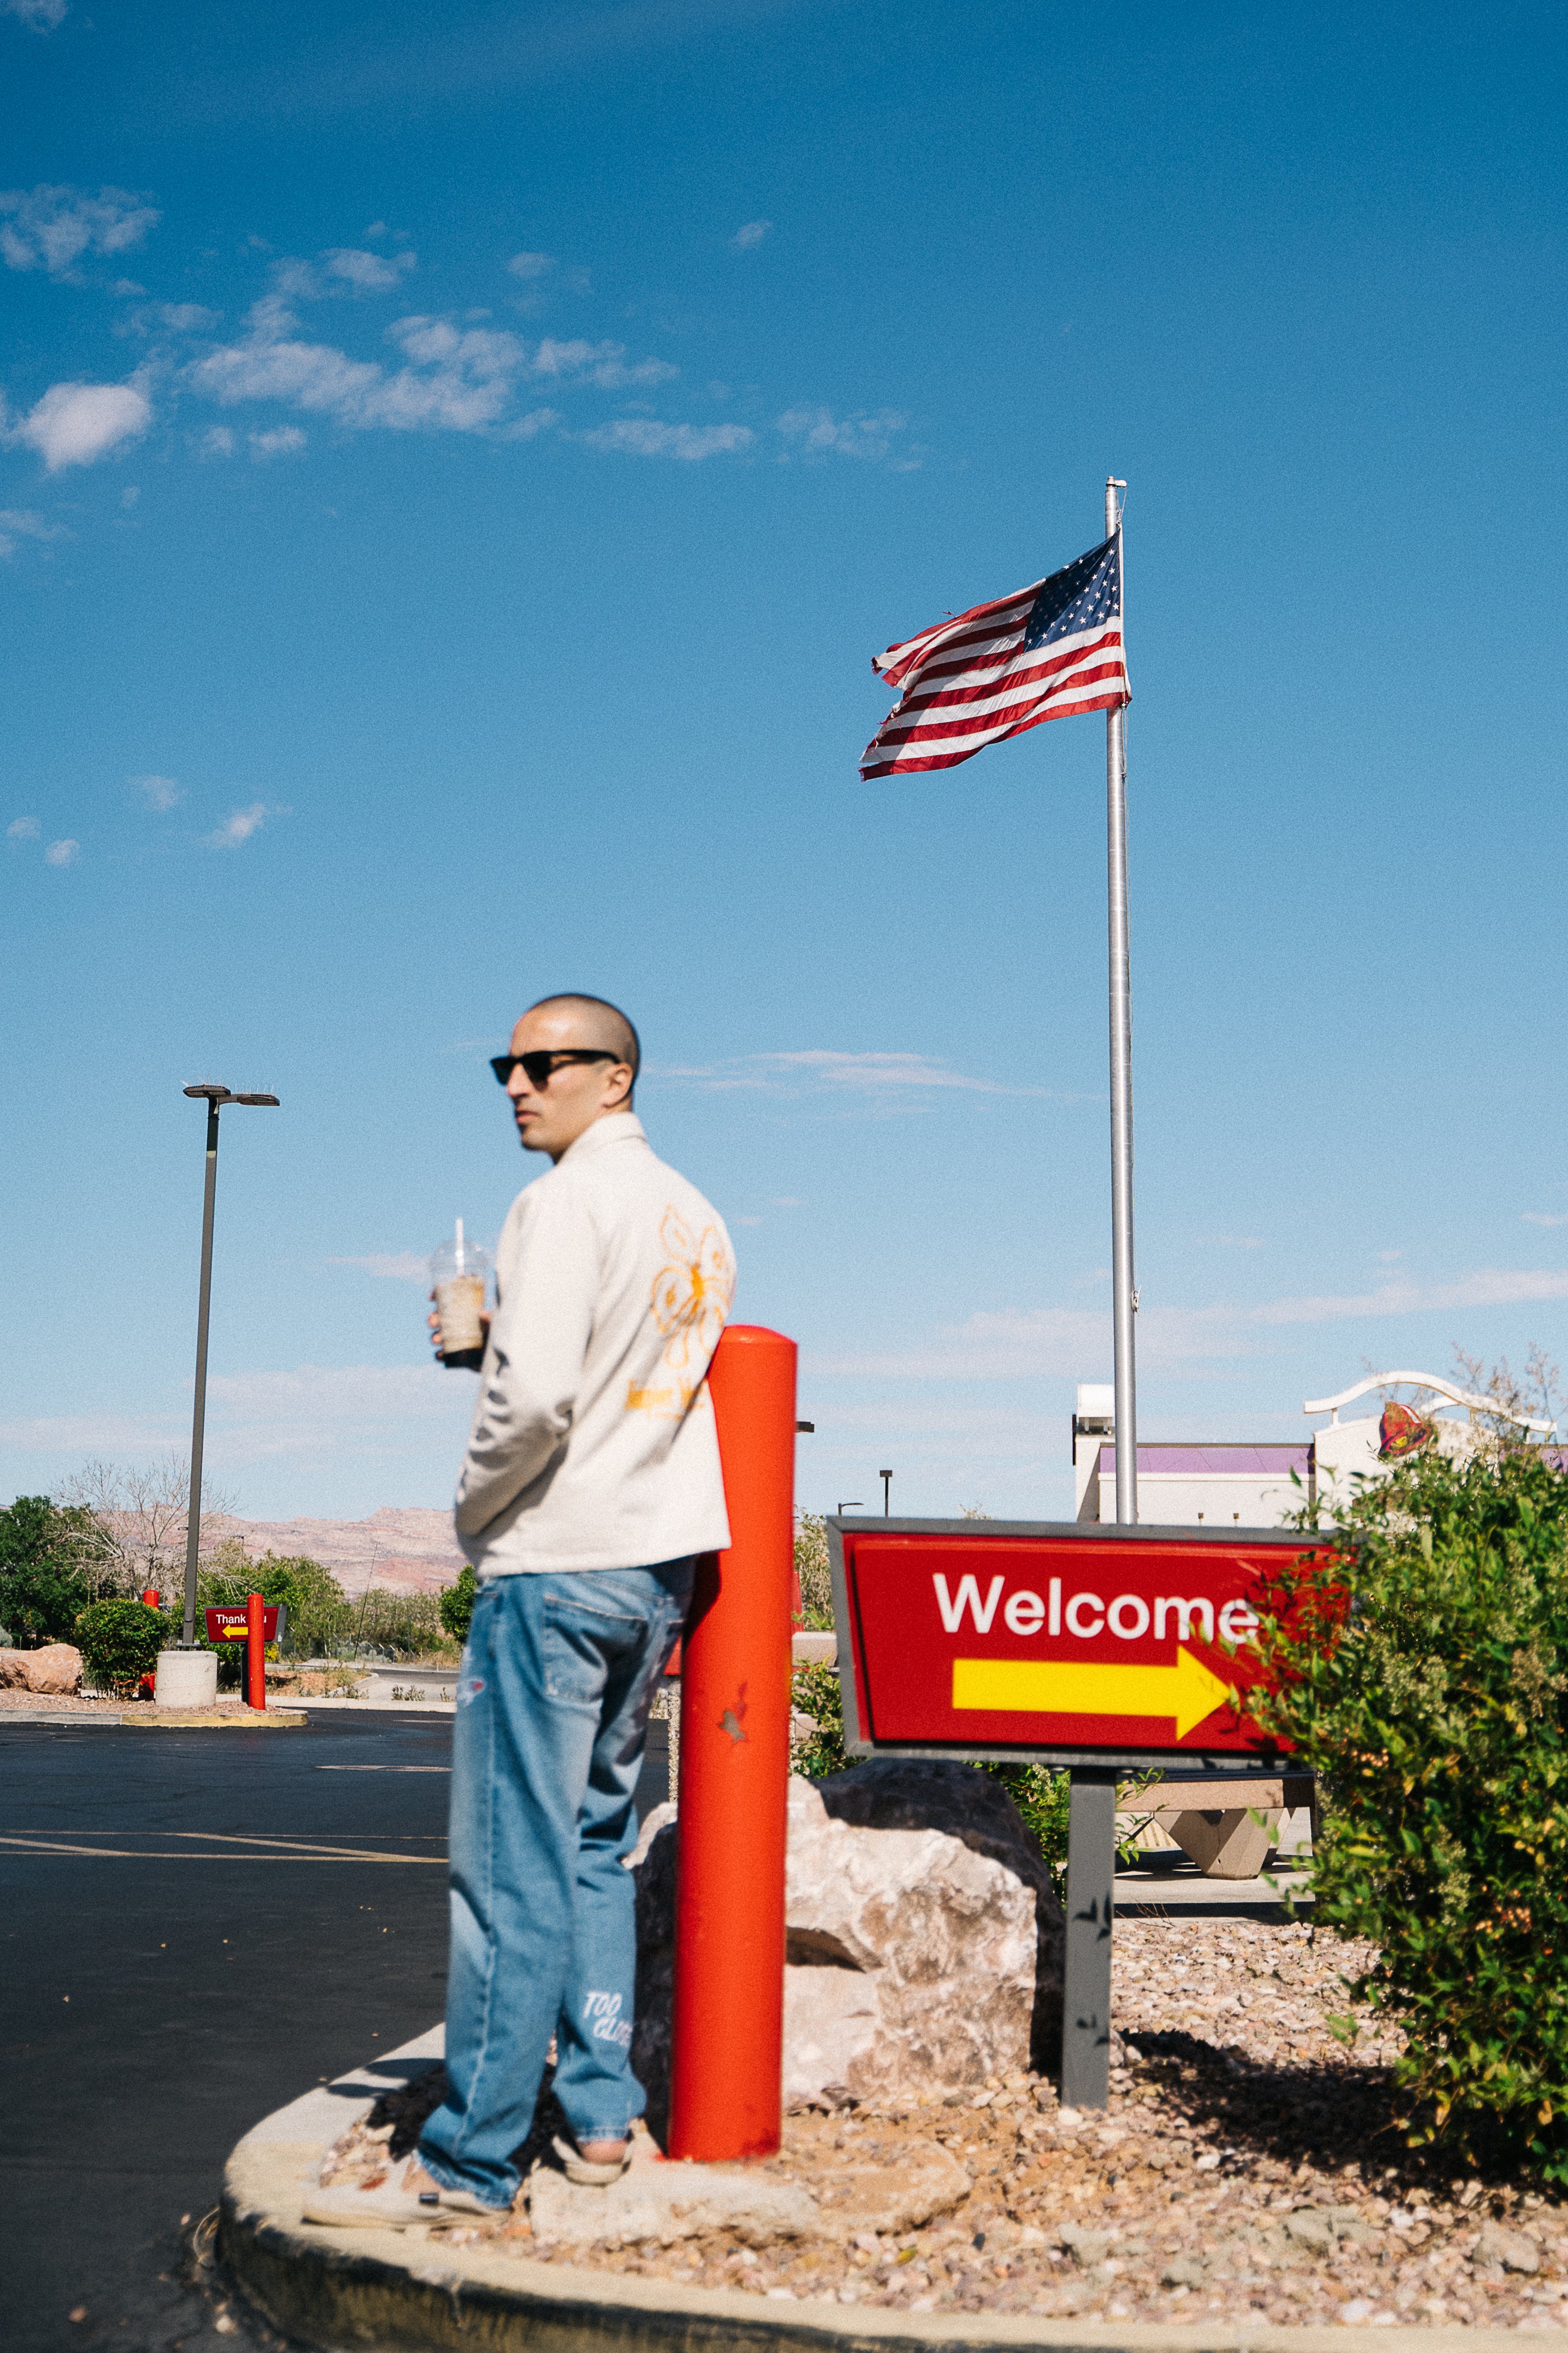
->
[[668, 1324, 796, 2162], [140, 1588, 161, 1698], [246, 1590, 266, 1711]]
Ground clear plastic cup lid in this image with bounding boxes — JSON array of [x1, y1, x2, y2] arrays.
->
[[431, 1220, 491, 1283]]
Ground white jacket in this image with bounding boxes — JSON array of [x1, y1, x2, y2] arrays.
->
[[454, 1113, 735, 1574]]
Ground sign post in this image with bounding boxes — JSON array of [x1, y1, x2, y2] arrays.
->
[[827, 1515, 1324, 2106]]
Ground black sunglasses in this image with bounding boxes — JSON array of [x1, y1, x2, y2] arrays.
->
[[490, 1049, 622, 1088]]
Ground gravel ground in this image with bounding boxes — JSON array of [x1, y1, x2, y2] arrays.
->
[[0, 1690, 274, 1716], [344, 1914, 1567, 2329], [0, 1688, 127, 1712]]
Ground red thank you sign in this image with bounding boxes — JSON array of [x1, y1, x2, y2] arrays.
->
[[829, 1519, 1327, 1765], [204, 1604, 285, 1644]]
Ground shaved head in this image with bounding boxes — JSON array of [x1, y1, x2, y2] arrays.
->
[[525, 994, 640, 1083]]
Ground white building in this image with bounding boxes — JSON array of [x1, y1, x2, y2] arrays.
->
[[1072, 1373, 1554, 1526]]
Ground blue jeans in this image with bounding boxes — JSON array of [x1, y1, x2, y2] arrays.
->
[[417, 1560, 692, 2210]]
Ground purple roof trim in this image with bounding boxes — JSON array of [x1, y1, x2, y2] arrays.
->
[[1097, 1444, 1312, 1475]]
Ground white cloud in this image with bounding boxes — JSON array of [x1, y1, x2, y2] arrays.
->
[[1523, 1212, 1568, 1228], [0, 1362, 472, 1469], [249, 424, 307, 459], [7, 815, 41, 839], [191, 302, 677, 439], [204, 801, 284, 849], [507, 250, 554, 280], [124, 301, 219, 334], [777, 404, 911, 462], [120, 484, 139, 508], [200, 425, 235, 457], [731, 219, 772, 250], [132, 773, 182, 811], [322, 246, 417, 291], [527, 335, 677, 388], [2, 0, 68, 27], [44, 837, 79, 866], [201, 1363, 473, 1461], [0, 506, 64, 556], [327, 1252, 429, 1281], [270, 248, 418, 302], [829, 1265, 1568, 1383], [580, 419, 753, 460], [817, 1308, 1109, 1382], [193, 300, 524, 433], [655, 1048, 1075, 1098], [11, 379, 152, 471], [500, 408, 561, 440], [0, 184, 159, 277]]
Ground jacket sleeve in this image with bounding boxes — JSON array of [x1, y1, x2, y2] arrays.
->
[[454, 1180, 600, 1539]]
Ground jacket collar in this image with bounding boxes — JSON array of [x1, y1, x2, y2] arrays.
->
[[558, 1111, 646, 1167]]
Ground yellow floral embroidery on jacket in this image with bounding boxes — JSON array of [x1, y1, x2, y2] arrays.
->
[[626, 1208, 733, 1419]]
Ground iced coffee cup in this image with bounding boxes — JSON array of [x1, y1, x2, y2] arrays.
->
[[431, 1221, 491, 1370]]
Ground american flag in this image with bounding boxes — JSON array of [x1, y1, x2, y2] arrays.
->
[[859, 535, 1129, 781]]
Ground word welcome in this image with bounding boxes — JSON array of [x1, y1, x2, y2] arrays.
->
[[931, 1573, 1259, 1646]]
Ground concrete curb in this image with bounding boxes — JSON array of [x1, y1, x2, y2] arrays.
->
[[222, 2035, 1562, 2353], [291, 1696, 457, 1716], [1, 1707, 307, 1728], [0, 1708, 129, 1725], [124, 1708, 309, 1729]]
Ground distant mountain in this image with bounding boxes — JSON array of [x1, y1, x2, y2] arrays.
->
[[205, 1505, 464, 1596]]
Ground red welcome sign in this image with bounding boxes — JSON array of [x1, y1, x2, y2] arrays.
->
[[829, 1519, 1328, 1765]]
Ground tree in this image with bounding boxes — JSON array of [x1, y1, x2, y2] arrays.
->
[[59, 1454, 237, 1604], [439, 1565, 477, 1645], [0, 1496, 115, 1645]]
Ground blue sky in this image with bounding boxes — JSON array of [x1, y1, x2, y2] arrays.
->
[[4, 0, 1567, 1525]]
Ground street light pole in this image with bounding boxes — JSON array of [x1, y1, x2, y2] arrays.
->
[[178, 1084, 280, 1648], [879, 1468, 892, 1516]]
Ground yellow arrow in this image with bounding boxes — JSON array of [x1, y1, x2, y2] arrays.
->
[[952, 1648, 1231, 1741]]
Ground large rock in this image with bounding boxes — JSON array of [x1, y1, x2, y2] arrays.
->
[[791, 1761, 1065, 2105], [631, 1763, 1064, 2135], [0, 1643, 82, 1696], [529, 2135, 820, 2249]]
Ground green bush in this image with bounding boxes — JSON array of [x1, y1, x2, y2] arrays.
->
[[196, 1547, 355, 1683], [340, 1585, 453, 1657], [439, 1566, 477, 1646], [0, 1496, 116, 1645], [77, 1596, 165, 1698], [790, 1660, 848, 1776], [793, 1513, 833, 1629], [1253, 1443, 1568, 2182]]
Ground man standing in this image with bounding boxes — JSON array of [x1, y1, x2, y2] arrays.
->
[[311, 993, 733, 2225]]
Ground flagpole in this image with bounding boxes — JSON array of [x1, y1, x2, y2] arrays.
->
[[1104, 475, 1137, 1523]]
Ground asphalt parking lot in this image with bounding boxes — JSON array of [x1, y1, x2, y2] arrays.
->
[[1, 1712, 457, 2353]]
